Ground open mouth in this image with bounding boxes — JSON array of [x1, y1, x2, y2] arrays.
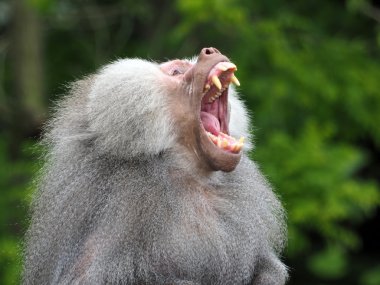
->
[[200, 61, 244, 153]]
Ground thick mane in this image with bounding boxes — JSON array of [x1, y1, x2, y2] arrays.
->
[[44, 59, 176, 160], [88, 59, 176, 158]]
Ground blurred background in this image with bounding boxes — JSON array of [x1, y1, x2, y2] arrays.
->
[[0, 0, 380, 284]]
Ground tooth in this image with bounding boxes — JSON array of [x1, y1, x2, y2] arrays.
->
[[207, 132, 217, 142], [239, 137, 245, 144], [205, 84, 210, 90], [212, 75, 222, 90], [210, 135, 217, 143], [217, 137, 222, 147], [222, 139, 229, 148], [231, 75, 240, 86]]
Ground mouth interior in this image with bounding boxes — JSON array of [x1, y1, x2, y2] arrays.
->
[[200, 62, 244, 153]]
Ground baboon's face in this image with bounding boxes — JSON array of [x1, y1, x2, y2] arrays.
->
[[160, 47, 243, 172]]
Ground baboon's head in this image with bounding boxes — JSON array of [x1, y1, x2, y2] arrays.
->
[[88, 48, 250, 172]]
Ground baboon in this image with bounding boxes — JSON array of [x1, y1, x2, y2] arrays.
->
[[23, 47, 288, 285]]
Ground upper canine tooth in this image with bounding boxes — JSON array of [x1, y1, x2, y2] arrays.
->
[[211, 75, 222, 90], [231, 75, 240, 86]]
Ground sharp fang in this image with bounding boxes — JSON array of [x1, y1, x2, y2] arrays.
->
[[231, 75, 240, 86], [212, 75, 222, 90], [205, 84, 210, 90]]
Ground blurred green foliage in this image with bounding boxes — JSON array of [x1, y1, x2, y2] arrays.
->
[[0, 0, 379, 284], [0, 139, 39, 284]]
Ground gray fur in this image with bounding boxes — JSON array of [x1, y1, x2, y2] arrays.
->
[[23, 58, 288, 285]]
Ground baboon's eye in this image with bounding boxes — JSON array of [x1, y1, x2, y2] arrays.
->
[[171, 69, 183, 76], [159, 60, 191, 76]]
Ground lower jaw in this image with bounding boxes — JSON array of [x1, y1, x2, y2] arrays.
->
[[199, 128, 242, 172], [206, 131, 244, 153]]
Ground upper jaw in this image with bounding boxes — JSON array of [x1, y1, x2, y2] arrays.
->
[[184, 54, 229, 89]]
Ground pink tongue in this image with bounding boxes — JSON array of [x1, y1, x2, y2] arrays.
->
[[201, 112, 220, 135]]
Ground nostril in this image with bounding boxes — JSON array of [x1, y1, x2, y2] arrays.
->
[[201, 47, 221, 56], [201, 47, 217, 56], [198, 47, 222, 61]]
